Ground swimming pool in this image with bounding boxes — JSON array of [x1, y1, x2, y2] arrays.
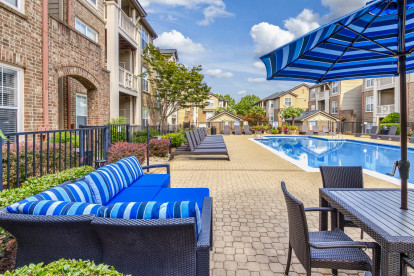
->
[[252, 136, 414, 185]]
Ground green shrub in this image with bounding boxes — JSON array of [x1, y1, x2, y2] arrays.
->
[[380, 112, 400, 123], [2, 259, 129, 275], [49, 132, 80, 147], [271, 129, 279, 134], [0, 166, 95, 210], [132, 128, 159, 144], [162, 133, 186, 148], [289, 126, 298, 130], [379, 123, 401, 135]]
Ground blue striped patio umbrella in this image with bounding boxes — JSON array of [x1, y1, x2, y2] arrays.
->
[[260, 0, 414, 209]]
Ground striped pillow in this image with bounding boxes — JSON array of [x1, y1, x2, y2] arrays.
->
[[85, 166, 125, 205], [16, 200, 107, 216], [7, 182, 91, 213], [104, 201, 202, 236], [116, 157, 144, 186]]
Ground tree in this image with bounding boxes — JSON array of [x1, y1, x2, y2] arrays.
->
[[279, 106, 306, 126], [242, 106, 268, 126], [216, 94, 236, 109], [234, 95, 261, 116], [214, 107, 237, 116], [142, 44, 211, 126]]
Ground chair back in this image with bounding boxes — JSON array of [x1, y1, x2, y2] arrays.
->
[[185, 131, 196, 152], [388, 126, 397, 136], [320, 166, 363, 188], [370, 126, 378, 135], [234, 125, 241, 134], [191, 130, 201, 146], [323, 125, 329, 132], [243, 125, 249, 131], [224, 125, 230, 135], [281, 182, 311, 271], [302, 125, 308, 132], [313, 126, 319, 132]]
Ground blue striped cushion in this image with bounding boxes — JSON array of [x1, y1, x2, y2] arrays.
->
[[64, 181, 94, 203], [116, 157, 144, 186], [104, 201, 202, 236], [16, 200, 107, 216], [85, 166, 125, 205]]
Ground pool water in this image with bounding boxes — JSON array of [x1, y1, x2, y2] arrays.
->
[[257, 136, 414, 183]]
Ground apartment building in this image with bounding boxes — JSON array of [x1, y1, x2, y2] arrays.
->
[[177, 93, 228, 125], [308, 80, 363, 123], [255, 83, 309, 124], [105, 0, 157, 125], [0, 0, 110, 132]]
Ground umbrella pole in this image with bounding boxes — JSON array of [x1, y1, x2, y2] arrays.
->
[[398, 0, 409, 210]]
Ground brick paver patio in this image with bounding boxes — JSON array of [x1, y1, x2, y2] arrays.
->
[[168, 135, 399, 276]]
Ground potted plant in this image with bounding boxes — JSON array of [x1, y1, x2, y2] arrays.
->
[[289, 126, 298, 135]]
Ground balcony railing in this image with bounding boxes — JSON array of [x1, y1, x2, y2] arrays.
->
[[318, 91, 326, 98], [119, 9, 138, 42], [379, 77, 394, 87], [377, 104, 395, 115], [119, 67, 138, 92]]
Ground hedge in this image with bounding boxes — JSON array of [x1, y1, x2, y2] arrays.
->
[[149, 139, 170, 157], [0, 166, 95, 210], [162, 133, 186, 148], [379, 123, 401, 135], [2, 259, 129, 275], [107, 142, 146, 164], [132, 128, 160, 144], [380, 112, 400, 123]]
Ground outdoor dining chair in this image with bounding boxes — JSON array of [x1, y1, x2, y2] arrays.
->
[[319, 166, 364, 239], [281, 182, 381, 276]]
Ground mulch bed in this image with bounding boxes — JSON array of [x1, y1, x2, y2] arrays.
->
[[0, 237, 16, 273]]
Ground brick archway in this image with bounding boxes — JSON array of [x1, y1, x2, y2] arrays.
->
[[55, 66, 99, 91]]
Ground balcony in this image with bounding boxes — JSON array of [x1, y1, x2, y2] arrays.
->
[[119, 67, 138, 92], [378, 77, 394, 87], [377, 104, 395, 116], [118, 9, 138, 46], [318, 91, 328, 98]]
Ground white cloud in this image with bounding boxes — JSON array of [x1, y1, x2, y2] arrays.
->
[[321, 0, 366, 21], [237, 90, 247, 95], [154, 30, 206, 55], [205, 69, 234, 78], [253, 61, 265, 69], [142, 0, 232, 26], [250, 9, 320, 56], [247, 77, 266, 83]]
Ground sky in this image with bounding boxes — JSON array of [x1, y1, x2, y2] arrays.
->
[[142, 0, 369, 101]]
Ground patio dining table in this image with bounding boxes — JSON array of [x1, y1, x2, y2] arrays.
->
[[319, 188, 414, 276]]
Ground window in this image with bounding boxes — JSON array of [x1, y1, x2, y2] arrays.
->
[[310, 88, 316, 99], [366, 78, 374, 88], [0, 65, 20, 133], [75, 18, 98, 42], [332, 101, 338, 114], [284, 97, 292, 107], [270, 113, 274, 122], [207, 99, 214, 107], [332, 82, 339, 94], [311, 104, 315, 111], [206, 112, 213, 120], [1, 0, 24, 12], [142, 67, 148, 92], [366, 96, 374, 112], [142, 107, 149, 126], [270, 100, 274, 108], [142, 29, 149, 51], [219, 101, 223, 107], [88, 0, 97, 6], [76, 94, 87, 128]]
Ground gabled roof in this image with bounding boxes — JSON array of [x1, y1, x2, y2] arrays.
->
[[210, 93, 228, 102], [286, 110, 340, 122], [256, 83, 309, 104], [140, 18, 157, 39], [208, 111, 243, 122], [160, 49, 178, 61]]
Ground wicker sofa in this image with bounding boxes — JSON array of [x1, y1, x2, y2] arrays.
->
[[0, 157, 212, 276]]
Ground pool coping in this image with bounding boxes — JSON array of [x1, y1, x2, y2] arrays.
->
[[249, 136, 414, 188]]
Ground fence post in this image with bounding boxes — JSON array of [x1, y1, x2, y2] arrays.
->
[[126, 124, 131, 143], [0, 137, 3, 191], [79, 128, 85, 166], [147, 125, 150, 171], [104, 124, 110, 160]]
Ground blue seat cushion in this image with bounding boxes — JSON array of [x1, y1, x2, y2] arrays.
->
[[104, 201, 201, 236], [16, 200, 107, 216], [153, 188, 209, 211], [105, 187, 162, 206], [129, 174, 170, 189]]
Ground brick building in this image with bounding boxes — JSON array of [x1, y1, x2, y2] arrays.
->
[[0, 0, 110, 132]]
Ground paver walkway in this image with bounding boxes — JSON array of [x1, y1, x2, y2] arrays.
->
[[168, 135, 398, 276]]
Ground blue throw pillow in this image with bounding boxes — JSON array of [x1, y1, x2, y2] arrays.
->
[[16, 200, 107, 216], [116, 157, 144, 186], [104, 201, 202, 236], [64, 181, 94, 203]]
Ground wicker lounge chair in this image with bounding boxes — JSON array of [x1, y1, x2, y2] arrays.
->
[[319, 166, 364, 239], [299, 125, 308, 135], [243, 125, 252, 135], [281, 182, 381, 276], [378, 126, 397, 140], [234, 125, 242, 135], [223, 125, 230, 135], [369, 126, 379, 139]]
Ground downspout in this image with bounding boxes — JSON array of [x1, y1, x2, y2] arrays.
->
[[42, 0, 49, 129], [66, 0, 71, 129]]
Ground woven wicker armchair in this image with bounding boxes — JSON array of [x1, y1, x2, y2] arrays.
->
[[401, 254, 414, 276], [281, 182, 381, 276], [320, 166, 365, 238]]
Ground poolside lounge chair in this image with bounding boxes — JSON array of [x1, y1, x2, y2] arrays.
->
[[306, 127, 314, 135], [299, 125, 308, 135], [388, 126, 410, 142], [191, 131, 225, 148], [234, 125, 242, 135], [378, 126, 398, 140], [312, 126, 319, 135], [243, 125, 252, 135], [281, 182, 381, 276], [196, 128, 223, 143], [354, 133, 362, 137], [369, 126, 379, 139], [223, 125, 230, 135], [319, 166, 364, 239]]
